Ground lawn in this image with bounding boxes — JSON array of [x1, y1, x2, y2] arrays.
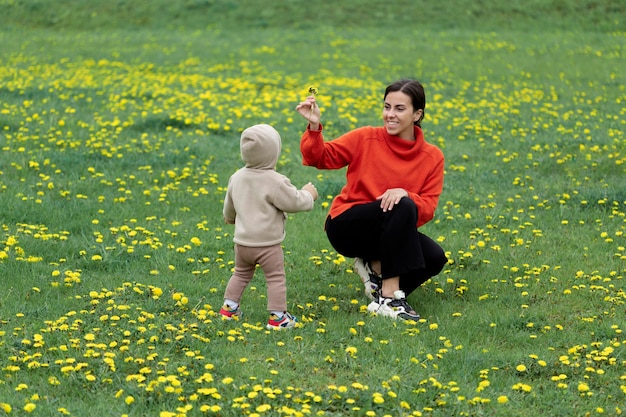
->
[[1, 2, 625, 416]]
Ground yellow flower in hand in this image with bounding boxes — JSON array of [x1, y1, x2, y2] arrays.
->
[[307, 86, 318, 114]]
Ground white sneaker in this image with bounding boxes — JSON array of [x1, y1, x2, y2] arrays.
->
[[354, 258, 382, 300], [367, 290, 420, 321]]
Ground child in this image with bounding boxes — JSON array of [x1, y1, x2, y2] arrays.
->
[[220, 124, 318, 329]]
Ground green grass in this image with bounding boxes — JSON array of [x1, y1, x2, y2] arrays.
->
[[3, 0, 625, 32], [1, 1, 625, 416]]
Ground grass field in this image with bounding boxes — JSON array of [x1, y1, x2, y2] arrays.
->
[[1, 1, 625, 416]]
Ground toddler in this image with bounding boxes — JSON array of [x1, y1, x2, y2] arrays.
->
[[220, 124, 318, 329]]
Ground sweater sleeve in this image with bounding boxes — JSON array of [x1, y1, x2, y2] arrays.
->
[[300, 124, 357, 169], [222, 177, 236, 223], [409, 150, 445, 227], [272, 176, 315, 214]]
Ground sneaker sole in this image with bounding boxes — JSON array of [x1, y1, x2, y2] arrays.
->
[[220, 314, 242, 321], [367, 301, 420, 321], [266, 323, 296, 330]]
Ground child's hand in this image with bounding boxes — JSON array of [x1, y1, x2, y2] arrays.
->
[[302, 182, 318, 201]]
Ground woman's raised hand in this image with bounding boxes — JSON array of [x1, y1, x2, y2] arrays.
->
[[295, 95, 321, 127]]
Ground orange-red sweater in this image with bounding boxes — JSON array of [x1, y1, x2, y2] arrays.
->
[[301, 124, 444, 228]]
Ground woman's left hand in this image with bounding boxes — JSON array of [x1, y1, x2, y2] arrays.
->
[[377, 188, 409, 212]]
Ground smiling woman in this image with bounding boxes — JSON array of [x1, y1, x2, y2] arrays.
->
[[296, 79, 448, 321], [382, 83, 425, 140]]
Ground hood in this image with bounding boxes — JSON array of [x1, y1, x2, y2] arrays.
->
[[240, 124, 281, 169]]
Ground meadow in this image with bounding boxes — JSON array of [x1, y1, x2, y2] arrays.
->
[[1, 1, 625, 416]]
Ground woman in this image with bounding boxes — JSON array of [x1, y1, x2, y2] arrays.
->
[[295, 79, 448, 320]]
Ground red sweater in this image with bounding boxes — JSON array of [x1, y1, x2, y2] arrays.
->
[[301, 125, 444, 227]]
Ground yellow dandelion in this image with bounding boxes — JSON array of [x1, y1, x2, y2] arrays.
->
[[150, 286, 163, 298]]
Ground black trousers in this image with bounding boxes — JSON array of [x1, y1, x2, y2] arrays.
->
[[325, 197, 448, 296]]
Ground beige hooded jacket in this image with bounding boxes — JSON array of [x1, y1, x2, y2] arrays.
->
[[223, 124, 314, 247]]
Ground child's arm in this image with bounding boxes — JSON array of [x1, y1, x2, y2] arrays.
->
[[273, 178, 317, 213], [223, 179, 237, 224]]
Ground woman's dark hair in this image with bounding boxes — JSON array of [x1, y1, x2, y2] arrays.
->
[[384, 79, 426, 126]]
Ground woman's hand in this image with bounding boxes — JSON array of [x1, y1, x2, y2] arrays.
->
[[377, 188, 409, 212], [295, 95, 320, 129]]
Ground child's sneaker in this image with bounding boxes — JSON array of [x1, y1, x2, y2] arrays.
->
[[354, 257, 382, 301], [266, 312, 297, 330], [219, 304, 243, 320], [367, 290, 420, 321]]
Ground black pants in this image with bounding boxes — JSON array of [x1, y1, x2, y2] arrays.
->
[[325, 198, 448, 296]]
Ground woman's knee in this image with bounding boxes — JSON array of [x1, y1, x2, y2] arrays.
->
[[388, 197, 417, 224], [395, 197, 417, 213]]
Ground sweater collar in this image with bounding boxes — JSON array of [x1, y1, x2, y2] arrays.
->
[[383, 125, 425, 152]]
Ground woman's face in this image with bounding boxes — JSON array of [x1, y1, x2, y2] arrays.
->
[[382, 91, 423, 140]]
